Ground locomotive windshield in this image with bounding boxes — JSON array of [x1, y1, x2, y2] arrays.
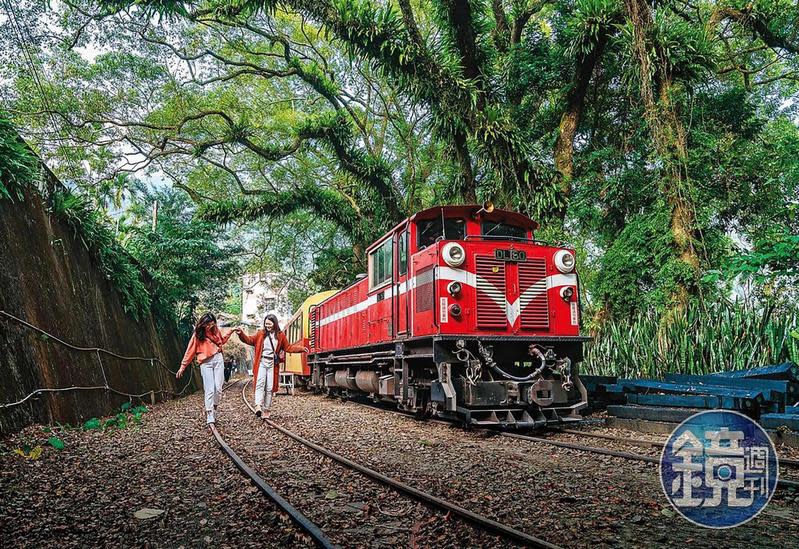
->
[[481, 221, 528, 240], [417, 217, 465, 248]]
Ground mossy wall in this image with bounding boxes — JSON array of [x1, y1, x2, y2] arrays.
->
[[0, 175, 197, 434]]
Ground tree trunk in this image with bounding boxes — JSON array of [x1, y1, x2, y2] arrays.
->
[[624, 0, 700, 310], [453, 130, 478, 203], [553, 34, 608, 213]]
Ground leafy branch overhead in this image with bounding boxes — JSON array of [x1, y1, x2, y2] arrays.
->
[[2, 0, 797, 319]]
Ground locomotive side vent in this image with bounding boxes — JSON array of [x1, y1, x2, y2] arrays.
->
[[415, 265, 435, 313], [309, 306, 317, 348], [476, 255, 506, 328], [519, 259, 549, 329]]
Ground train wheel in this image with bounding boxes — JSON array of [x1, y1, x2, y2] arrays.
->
[[415, 393, 433, 420]]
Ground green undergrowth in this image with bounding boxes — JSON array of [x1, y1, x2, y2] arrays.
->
[[10, 402, 151, 460], [49, 190, 152, 320], [81, 401, 149, 431], [0, 114, 39, 202], [583, 300, 799, 379]]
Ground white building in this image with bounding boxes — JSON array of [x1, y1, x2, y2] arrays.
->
[[241, 273, 292, 326]]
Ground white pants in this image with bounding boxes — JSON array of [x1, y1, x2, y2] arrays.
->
[[254, 358, 274, 410], [200, 353, 224, 412]]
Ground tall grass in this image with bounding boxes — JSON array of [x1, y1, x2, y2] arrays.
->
[[582, 301, 799, 379], [0, 115, 39, 202]]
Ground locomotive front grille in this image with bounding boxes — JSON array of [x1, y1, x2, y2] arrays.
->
[[476, 255, 506, 328], [519, 259, 549, 329]]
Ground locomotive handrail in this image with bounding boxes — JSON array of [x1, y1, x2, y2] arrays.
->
[[463, 234, 553, 245]]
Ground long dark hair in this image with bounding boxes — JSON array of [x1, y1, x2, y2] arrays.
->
[[195, 313, 217, 341], [263, 313, 281, 334]]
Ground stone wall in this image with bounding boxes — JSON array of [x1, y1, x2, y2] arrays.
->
[[0, 174, 197, 434]]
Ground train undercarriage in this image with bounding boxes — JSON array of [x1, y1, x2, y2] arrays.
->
[[308, 336, 589, 429]]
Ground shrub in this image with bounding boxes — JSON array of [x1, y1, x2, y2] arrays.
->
[[0, 115, 39, 202]]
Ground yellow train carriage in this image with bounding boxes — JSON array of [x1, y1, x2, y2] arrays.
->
[[283, 290, 338, 378]]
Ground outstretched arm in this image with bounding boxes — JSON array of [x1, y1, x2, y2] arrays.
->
[[177, 333, 197, 378], [220, 328, 235, 345], [281, 333, 309, 353], [237, 328, 257, 346]]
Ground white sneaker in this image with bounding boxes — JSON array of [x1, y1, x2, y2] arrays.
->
[[206, 412, 215, 424]]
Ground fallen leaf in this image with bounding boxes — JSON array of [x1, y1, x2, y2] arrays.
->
[[134, 508, 165, 519]]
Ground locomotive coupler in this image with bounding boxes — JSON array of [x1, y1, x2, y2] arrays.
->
[[554, 357, 573, 391]]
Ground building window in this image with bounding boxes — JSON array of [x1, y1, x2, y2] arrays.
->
[[369, 238, 393, 289]]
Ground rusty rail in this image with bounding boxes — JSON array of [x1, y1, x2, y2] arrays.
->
[[550, 427, 799, 469], [241, 381, 561, 549], [343, 396, 799, 488], [500, 431, 799, 490], [210, 380, 336, 548]]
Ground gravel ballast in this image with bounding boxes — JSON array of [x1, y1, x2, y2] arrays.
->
[[2, 382, 798, 548]]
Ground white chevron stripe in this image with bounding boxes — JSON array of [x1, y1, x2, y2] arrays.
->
[[315, 268, 577, 327]]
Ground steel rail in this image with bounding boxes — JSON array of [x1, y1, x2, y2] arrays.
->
[[210, 380, 336, 549], [500, 431, 799, 490], [552, 427, 799, 469], [241, 381, 561, 549], [343, 397, 799, 488]]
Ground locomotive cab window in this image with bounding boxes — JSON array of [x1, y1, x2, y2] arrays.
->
[[417, 217, 465, 249], [369, 238, 393, 289], [481, 221, 528, 240], [398, 229, 408, 276]]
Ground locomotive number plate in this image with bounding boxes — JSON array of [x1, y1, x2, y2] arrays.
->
[[494, 249, 527, 262]]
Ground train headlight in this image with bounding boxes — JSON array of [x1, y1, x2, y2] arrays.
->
[[449, 304, 462, 317], [447, 281, 462, 296], [560, 286, 575, 301], [442, 242, 466, 267], [554, 250, 575, 273]]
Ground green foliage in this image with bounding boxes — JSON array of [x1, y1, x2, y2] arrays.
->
[[309, 246, 363, 290], [0, 114, 39, 202], [50, 190, 152, 319], [725, 228, 799, 282], [584, 300, 799, 378], [46, 436, 65, 450], [84, 403, 148, 432], [82, 418, 102, 430], [5, 0, 799, 330], [123, 188, 241, 327]]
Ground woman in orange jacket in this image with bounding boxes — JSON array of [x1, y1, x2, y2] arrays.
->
[[239, 313, 307, 418], [176, 313, 236, 424]]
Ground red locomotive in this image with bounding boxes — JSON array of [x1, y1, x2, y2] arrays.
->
[[299, 204, 589, 427]]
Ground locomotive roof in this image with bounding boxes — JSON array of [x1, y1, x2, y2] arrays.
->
[[409, 205, 539, 230], [368, 205, 540, 253]]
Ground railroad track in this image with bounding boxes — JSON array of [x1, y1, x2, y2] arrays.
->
[[338, 395, 799, 489], [210, 379, 336, 548], [549, 427, 799, 469], [239, 380, 561, 549], [499, 430, 799, 490]]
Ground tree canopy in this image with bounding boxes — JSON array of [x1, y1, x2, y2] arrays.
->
[[1, 0, 797, 322]]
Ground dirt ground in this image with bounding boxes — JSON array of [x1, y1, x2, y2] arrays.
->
[[1, 382, 797, 548]]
